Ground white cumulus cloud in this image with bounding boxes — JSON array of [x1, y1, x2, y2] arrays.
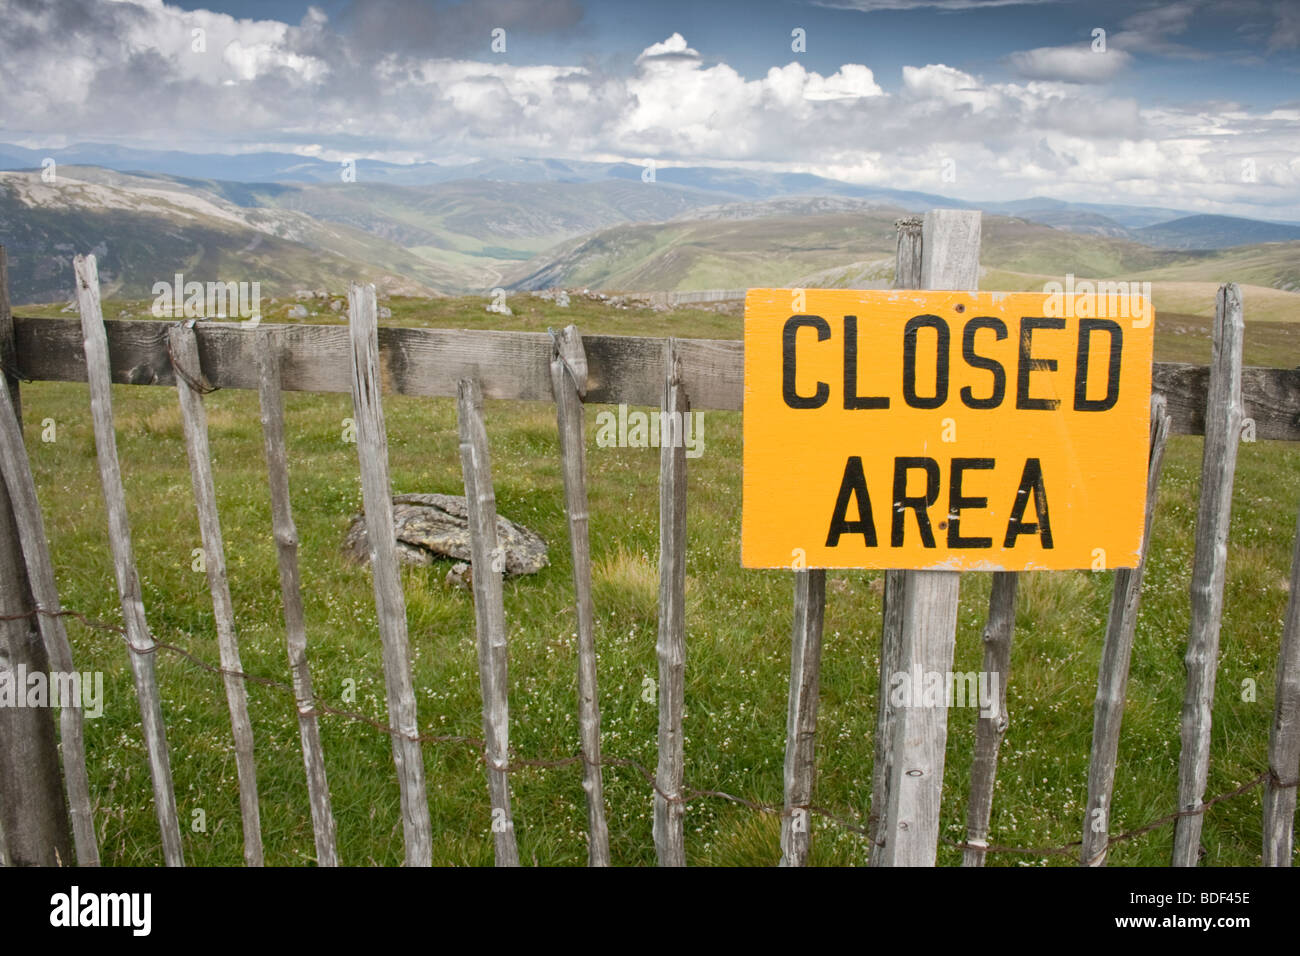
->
[[1007, 45, 1134, 83], [0, 4, 1295, 218]]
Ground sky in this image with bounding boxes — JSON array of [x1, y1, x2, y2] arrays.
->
[[1, 0, 1298, 217]]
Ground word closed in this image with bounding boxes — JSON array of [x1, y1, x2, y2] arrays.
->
[[742, 290, 1153, 571]]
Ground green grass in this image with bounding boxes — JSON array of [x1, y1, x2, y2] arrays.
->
[[14, 292, 1300, 866]]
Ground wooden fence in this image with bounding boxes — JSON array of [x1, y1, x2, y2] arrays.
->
[[0, 209, 1297, 867]]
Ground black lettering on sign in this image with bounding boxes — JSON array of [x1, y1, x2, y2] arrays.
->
[[902, 315, 949, 410], [1004, 457, 1054, 548], [1074, 318, 1123, 412], [891, 456, 940, 548], [826, 456, 877, 547], [782, 315, 830, 409], [1016, 317, 1063, 411], [948, 458, 995, 548], [843, 315, 889, 409], [960, 317, 1007, 409]]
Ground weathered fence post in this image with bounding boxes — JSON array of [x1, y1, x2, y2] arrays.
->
[[547, 325, 610, 866], [1082, 394, 1171, 866], [0, 245, 74, 866], [169, 324, 263, 867], [869, 218, 921, 858], [962, 571, 1018, 867], [1263, 502, 1300, 865], [1172, 283, 1244, 867], [457, 377, 521, 867], [0, 371, 99, 866], [780, 567, 825, 866], [346, 282, 432, 867], [869, 569, 905, 861], [255, 331, 338, 866], [893, 215, 923, 289], [654, 337, 688, 866], [875, 209, 981, 867], [75, 254, 185, 866]]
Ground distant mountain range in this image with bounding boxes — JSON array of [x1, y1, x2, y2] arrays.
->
[[1134, 214, 1300, 250], [0, 164, 734, 301], [7, 141, 1299, 237], [505, 200, 1297, 292], [0, 142, 1297, 308]]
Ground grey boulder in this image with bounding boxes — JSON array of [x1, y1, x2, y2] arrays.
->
[[342, 493, 548, 575]]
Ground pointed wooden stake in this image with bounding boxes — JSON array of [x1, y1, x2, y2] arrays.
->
[[548, 325, 610, 866], [457, 378, 520, 867], [74, 254, 184, 866], [346, 282, 432, 867], [256, 330, 338, 866], [169, 324, 263, 866], [654, 338, 688, 867], [1173, 284, 1244, 867], [1082, 394, 1171, 866]]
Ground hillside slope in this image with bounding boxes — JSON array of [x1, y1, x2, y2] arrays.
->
[[0, 170, 467, 301], [509, 208, 1185, 291], [4, 163, 1297, 321], [507, 205, 1300, 322], [1136, 215, 1300, 250]]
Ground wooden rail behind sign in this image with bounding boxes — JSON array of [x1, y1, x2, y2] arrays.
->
[[742, 289, 1155, 572], [12, 317, 1300, 441]]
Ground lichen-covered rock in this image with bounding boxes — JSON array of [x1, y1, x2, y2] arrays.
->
[[342, 493, 548, 575]]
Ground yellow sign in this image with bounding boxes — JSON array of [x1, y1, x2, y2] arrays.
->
[[742, 289, 1154, 571]]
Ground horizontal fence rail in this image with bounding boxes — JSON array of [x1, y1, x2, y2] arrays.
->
[[12, 317, 1300, 440]]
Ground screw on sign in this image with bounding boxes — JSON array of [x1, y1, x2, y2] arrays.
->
[[742, 289, 1154, 572]]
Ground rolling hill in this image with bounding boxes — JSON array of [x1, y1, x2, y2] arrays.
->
[[506, 204, 1300, 323], [0, 165, 731, 301], [1135, 215, 1300, 250], [506, 206, 1188, 292], [254, 177, 728, 284], [1, 156, 1296, 327], [0, 169, 468, 302], [8, 141, 1299, 246]]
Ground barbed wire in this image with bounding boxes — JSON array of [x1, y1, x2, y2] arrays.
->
[[2, 604, 1294, 863]]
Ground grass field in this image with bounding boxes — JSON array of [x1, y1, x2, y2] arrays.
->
[[12, 292, 1300, 866]]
